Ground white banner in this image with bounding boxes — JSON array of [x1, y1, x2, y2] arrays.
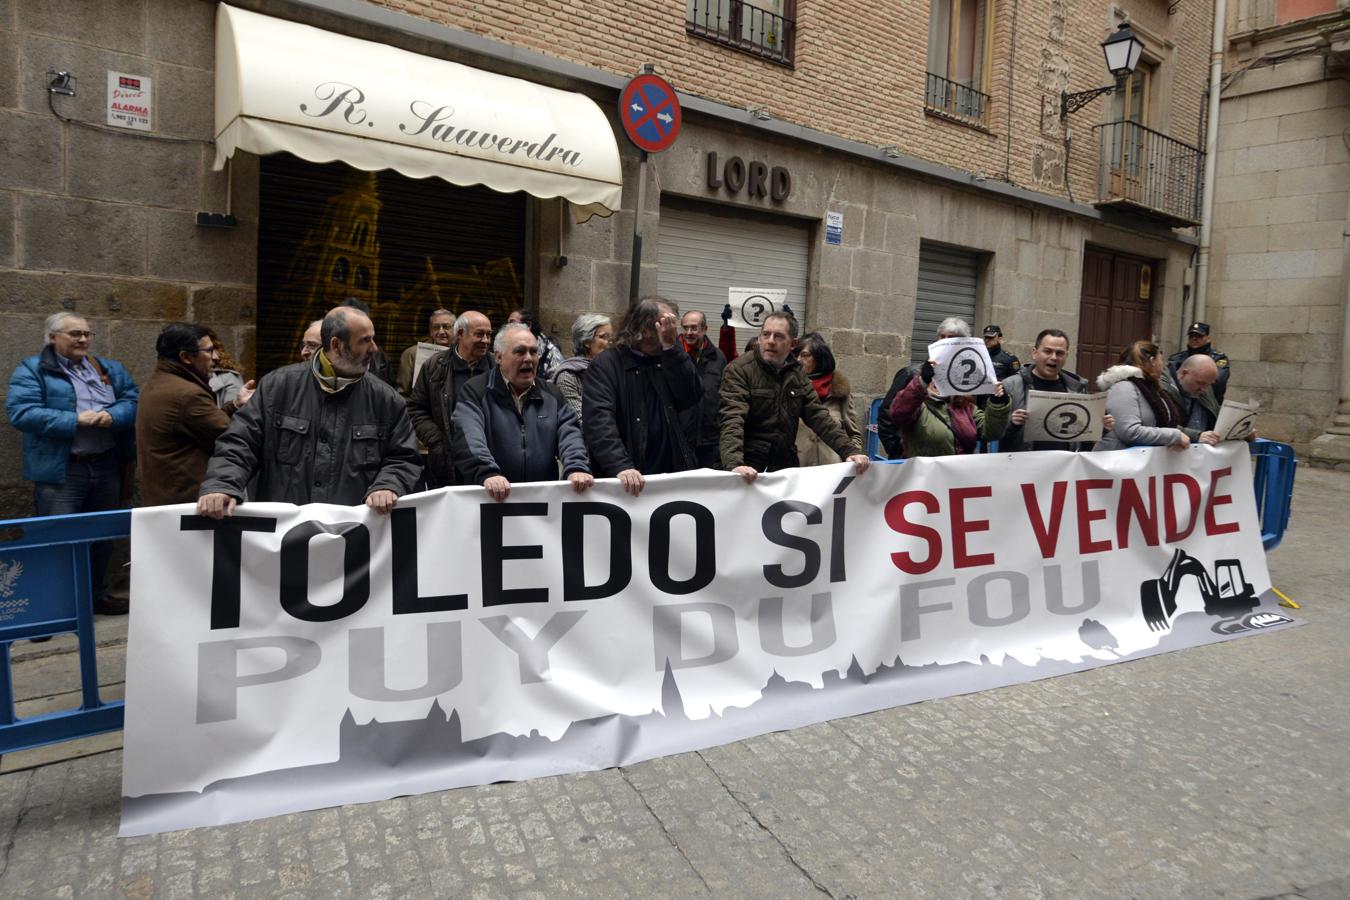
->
[[121, 445, 1296, 835]]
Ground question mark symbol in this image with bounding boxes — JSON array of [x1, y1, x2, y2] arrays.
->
[[750, 300, 766, 322], [1056, 410, 1079, 435], [959, 358, 979, 387]]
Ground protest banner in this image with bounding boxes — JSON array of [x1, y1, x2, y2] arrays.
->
[[1022, 390, 1107, 444], [928, 337, 997, 396], [120, 445, 1296, 836]]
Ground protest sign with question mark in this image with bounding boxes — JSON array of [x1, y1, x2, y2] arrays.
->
[[1021, 390, 1107, 443], [928, 337, 997, 396], [1213, 398, 1259, 442], [727, 287, 788, 330]]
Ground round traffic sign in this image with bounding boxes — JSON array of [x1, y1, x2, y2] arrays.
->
[[619, 74, 682, 153]]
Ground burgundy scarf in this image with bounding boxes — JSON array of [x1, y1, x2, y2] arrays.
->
[[1130, 376, 1180, 428]]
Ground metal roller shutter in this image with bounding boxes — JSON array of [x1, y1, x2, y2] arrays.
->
[[657, 201, 809, 347], [912, 242, 980, 365], [256, 154, 526, 375]]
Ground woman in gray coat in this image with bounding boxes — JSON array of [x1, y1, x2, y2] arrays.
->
[[1094, 340, 1190, 452]]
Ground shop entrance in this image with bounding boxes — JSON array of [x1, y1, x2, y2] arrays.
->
[[1076, 247, 1156, 381], [256, 154, 527, 375]]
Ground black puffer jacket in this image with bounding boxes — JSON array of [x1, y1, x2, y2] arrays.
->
[[677, 337, 727, 452], [582, 344, 700, 477], [407, 349, 494, 486], [450, 368, 590, 485], [199, 361, 421, 505]]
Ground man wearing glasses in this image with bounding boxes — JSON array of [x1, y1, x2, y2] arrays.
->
[[135, 324, 256, 508], [6, 313, 140, 615]]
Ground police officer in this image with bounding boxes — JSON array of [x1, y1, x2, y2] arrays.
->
[[983, 325, 1021, 381], [1167, 322, 1230, 404]]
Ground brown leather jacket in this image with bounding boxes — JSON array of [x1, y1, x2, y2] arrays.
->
[[135, 359, 232, 506]]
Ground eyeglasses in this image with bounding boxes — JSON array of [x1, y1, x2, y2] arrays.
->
[[59, 330, 94, 339], [301, 340, 323, 351], [193, 345, 218, 355]]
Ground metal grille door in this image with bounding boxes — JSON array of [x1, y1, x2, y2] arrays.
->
[[657, 202, 810, 346], [912, 242, 979, 365]]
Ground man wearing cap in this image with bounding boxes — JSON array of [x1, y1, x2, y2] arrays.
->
[[983, 325, 1021, 381], [1168, 322, 1230, 404]]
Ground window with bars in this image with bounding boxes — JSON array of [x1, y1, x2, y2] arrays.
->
[[686, 0, 796, 66], [924, 0, 994, 127]]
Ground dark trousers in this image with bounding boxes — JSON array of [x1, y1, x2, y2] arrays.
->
[[34, 452, 122, 601]]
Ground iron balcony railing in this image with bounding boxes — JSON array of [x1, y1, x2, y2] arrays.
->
[[924, 71, 990, 128], [687, 0, 795, 66], [1095, 120, 1205, 225]]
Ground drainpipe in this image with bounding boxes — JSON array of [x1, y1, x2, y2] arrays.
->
[[1192, 0, 1227, 327]]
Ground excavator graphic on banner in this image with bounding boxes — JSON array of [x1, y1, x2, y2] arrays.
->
[[1140, 549, 1259, 633]]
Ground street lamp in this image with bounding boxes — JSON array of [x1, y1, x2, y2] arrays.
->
[[1060, 23, 1146, 120]]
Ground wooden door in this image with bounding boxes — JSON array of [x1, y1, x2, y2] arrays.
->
[[1076, 247, 1156, 382]]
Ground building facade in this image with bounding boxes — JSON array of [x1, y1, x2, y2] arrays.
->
[[1, 0, 1220, 514], [1209, 0, 1350, 466]]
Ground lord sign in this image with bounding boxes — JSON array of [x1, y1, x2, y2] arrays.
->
[[121, 446, 1294, 835]]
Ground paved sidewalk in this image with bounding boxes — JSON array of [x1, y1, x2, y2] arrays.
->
[[1, 468, 1348, 898]]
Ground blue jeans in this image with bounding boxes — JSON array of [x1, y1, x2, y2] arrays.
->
[[33, 453, 122, 601]]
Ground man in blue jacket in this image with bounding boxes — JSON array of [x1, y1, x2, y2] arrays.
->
[[451, 323, 593, 501], [6, 312, 139, 614]]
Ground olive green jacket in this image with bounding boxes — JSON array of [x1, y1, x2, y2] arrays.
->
[[719, 351, 857, 471]]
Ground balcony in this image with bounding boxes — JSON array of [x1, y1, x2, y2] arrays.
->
[[687, 0, 795, 67], [924, 72, 991, 129], [1094, 120, 1205, 227]]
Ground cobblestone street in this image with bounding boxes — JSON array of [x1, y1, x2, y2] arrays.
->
[[2, 467, 1348, 899]]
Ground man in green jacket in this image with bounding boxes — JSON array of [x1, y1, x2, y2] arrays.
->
[[719, 312, 870, 483]]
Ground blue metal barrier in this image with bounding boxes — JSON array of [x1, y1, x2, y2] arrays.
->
[[1250, 439, 1296, 552], [0, 509, 129, 754], [866, 397, 886, 460]]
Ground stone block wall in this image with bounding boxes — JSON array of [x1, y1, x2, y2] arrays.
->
[[0, 0, 255, 516], [1209, 34, 1349, 447]]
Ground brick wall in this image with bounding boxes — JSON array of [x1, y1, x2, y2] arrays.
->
[[0, 0, 255, 515], [374, 0, 1213, 209]]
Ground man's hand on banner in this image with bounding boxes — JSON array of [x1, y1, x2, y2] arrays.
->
[[846, 454, 871, 473], [1169, 432, 1192, 452], [733, 465, 758, 484], [365, 490, 399, 513], [1199, 431, 1220, 446], [481, 476, 511, 501], [196, 492, 237, 519], [617, 468, 645, 496], [568, 472, 595, 493]]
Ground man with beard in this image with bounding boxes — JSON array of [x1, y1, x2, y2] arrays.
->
[[136, 323, 255, 507], [451, 323, 592, 501], [1001, 328, 1111, 453], [720, 312, 871, 482], [196, 305, 421, 517]]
